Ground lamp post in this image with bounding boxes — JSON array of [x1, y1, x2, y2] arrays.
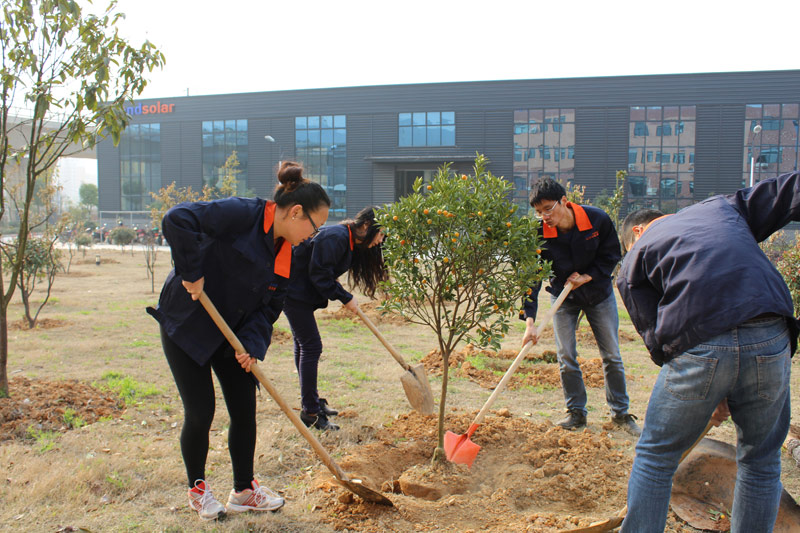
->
[[749, 123, 762, 187], [264, 135, 283, 166]]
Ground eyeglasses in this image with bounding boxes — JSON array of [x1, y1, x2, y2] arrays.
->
[[534, 200, 560, 219], [306, 211, 320, 237]]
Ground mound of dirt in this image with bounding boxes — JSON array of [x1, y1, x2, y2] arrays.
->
[[310, 411, 694, 532], [8, 318, 69, 331], [421, 345, 621, 390], [323, 300, 409, 326], [0, 376, 124, 441], [272, 327, 293, 344]]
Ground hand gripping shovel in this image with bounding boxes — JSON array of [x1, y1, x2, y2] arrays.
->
[[355, 306, 436, 415], [444, 281, 574, 467], [556, 419, 715, 533], [198, 291, 392, 506]]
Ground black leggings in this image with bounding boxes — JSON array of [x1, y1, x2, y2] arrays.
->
[[283, 302, 324, 414], [161, 327, 256, 492]]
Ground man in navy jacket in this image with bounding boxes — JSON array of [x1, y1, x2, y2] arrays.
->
[[522, 178, 640, 435], [616, 172, 800, 532]]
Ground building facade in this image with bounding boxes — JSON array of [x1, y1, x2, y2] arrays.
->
[[96, 70, 800, 223]]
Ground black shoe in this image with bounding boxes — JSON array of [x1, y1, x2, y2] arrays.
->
[[612, 413, 642, 437], [319, 398, 338, 417], [556, 409, 587, 430], [300, 410, 340, 431]]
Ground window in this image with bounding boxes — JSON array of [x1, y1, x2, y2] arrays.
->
[[743, 102, 799, 185], [202, 119, 248, 194], [119, 123, 161, 210], [628, 105, 695, 211], [399, 111, 455, 147], [296, 115, 347, 219], [512, 108, 575, 214]]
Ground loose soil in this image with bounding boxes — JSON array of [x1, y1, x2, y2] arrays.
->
[[0, 376, 123, 441], [308, 411, 694, 532], [421, 344, 632, 390], [322, 300, 409, 325]]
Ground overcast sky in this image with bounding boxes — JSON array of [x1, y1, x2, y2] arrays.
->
[[108, 0, 798, 99]]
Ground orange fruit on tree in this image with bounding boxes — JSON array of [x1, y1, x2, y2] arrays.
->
[[423, 209, 430, 215]]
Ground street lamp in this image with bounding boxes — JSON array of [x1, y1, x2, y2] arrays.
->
[[264, 135, 283, 166], [749, 123, 762, 187]]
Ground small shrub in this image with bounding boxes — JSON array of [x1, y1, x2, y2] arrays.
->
[[776, 234, 800, 315]]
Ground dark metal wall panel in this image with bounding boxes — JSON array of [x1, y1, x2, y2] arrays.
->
[[483, 111, 513, 179], [178, 121, 201, 189], [159, 122, 181, 190], [372, 164, 395, 207], [247, 118, 269, 196], [97, 139, 120, 210], [574, 108, 629, 197], [695, 105, 745, 199], [345, 115, 374, 215]]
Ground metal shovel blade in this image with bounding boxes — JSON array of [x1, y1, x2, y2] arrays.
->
[[400, 363, 435, 415], [444, 427, 481, 467], [199, 291, 392, 506]]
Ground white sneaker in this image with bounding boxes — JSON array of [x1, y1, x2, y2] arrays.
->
[[188, 479, 226, 521], [226, 479, 285, 513]]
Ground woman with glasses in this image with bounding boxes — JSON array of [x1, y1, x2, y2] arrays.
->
[[283, 206, 387, 430], [147, 161, 330, 521]]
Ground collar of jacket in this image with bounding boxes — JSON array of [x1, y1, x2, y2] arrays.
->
[[542, 202, 593, 238], [347, 226, 354, 251], [263, 201, 291, 278]]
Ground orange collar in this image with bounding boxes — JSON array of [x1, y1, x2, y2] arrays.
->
[[347, 226, 354, 251], [263, 201, 291, 278], [542, 202, 592, 238], [642, 214, 672, 235]]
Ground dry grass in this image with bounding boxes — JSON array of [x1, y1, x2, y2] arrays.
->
[[1, 246, 800, 532]]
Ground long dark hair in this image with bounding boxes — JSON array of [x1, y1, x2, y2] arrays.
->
[[345, 206, 387, 299], [273, 161, 330, 212]]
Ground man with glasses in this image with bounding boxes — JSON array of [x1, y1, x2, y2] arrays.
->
[[521, 177, 641, 436]]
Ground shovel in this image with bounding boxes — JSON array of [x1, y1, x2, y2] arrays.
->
[[355, 306, 435, 415], [444, 281, 574, 467], [556, 419, 715, 533], [198, 291, 392, 506]]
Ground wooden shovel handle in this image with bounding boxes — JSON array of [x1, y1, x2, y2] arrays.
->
[[355, 306, 411, 371], [197, 291, 352, 484], [471, 281, 574, 427]]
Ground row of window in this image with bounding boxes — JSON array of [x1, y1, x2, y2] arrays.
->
[[118, 104, 798, 216]]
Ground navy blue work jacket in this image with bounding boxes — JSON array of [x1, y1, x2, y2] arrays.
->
[[617, 172, 800, 366], [286, 224, 354, 310], [523, 203, 622, 321], [147, 197, 291, 366]]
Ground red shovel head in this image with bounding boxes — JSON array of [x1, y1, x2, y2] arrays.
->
[[444, 425, 481, 467]]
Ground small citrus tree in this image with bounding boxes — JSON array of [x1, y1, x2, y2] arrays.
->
[[378, 154, 550, 461], [2, 236, 62, 329], [776, 234, 800, 315]]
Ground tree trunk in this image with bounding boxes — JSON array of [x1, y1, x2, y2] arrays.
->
[[432, 350, 450, 463], [0, 262, 8, 398]]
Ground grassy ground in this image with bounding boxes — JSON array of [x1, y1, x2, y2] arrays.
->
[[1, 246, 799, 532]]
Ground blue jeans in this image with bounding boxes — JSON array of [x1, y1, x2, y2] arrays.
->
[[551, 292, 630, 417], [621, 317, 791, 533]]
